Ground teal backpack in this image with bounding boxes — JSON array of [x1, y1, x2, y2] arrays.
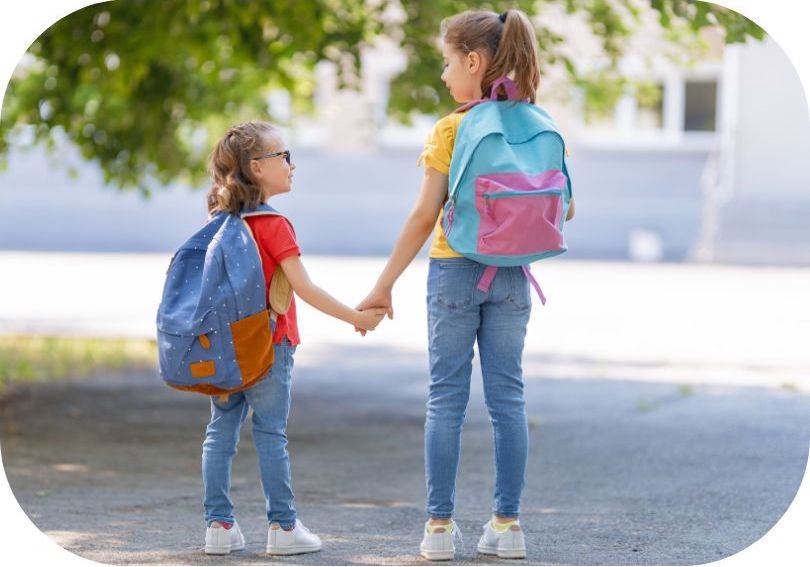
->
[[442, 77, 573, 303], [156, 204, 288, 398]]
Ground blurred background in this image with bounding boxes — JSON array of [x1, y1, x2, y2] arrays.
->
[[1, 0, 808, 387], [1, 0, 807, 263]]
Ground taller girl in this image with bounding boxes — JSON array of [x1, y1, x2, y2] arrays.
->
[[357, 9, 575, 561]]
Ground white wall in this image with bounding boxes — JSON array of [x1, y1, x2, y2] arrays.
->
[[732, 36, 810, 200]]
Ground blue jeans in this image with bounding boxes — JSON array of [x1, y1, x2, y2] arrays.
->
[[202, 337, 297, 529], [425, 258, 532, 519]]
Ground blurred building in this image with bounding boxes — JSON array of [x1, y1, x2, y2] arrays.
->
[[1, 13, 808, 264]]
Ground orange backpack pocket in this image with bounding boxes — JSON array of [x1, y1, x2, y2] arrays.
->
[[230, 309, 275, 388]]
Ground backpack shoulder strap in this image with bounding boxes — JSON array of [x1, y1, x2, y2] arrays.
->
[[447, 103, 504, 202], [238, 204, 293, 321], [240, 203, 282, 218], [453, 99, 483, 113]]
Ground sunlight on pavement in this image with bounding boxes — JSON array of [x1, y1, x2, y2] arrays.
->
[[1, 252, 808, 391]]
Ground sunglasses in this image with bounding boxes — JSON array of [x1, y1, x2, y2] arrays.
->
[[252, 149, 291, 164]]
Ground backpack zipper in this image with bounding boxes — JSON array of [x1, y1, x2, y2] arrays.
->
[[445, 205, 455, 237], [482, 188, 562, 199]]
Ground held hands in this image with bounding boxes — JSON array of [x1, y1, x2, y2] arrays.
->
[[353, 307, 388, 333], [354, 286, 394, 337]]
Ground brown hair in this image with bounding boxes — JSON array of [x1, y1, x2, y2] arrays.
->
[[206, 121, 277, 215], [441, 9, 540, 103]]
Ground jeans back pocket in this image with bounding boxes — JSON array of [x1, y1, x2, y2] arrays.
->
[[432, 260, 479, 308]]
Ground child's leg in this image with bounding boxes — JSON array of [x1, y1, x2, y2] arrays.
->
[[425, 259, 482, 519], [245, 338, 297, 530], [477, 266, 531, 520], [202, 392, 250, 526]]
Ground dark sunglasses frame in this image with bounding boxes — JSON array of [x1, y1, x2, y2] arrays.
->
[[251, 150, 291, 164]]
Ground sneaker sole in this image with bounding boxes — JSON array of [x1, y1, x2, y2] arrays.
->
[[477, 544, 498, 555], [204, 545, 231, 555], [205, 541, 245, 555], [266, 543, 322, 556], [477, 544, 526, 559], [498, 549, 527, 559], [420, 549, 455, 561]]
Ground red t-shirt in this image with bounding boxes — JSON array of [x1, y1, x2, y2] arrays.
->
[[244, 215, 301, 346]]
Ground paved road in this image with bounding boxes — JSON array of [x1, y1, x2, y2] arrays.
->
[[1, 253, 809, 564], [1, 346, 809, 565]]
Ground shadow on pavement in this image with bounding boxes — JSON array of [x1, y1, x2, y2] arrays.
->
[[2, 343, 809, 565]]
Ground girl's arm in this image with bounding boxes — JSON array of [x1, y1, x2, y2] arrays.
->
[[356, 166, 449, 318], [279, 256, 386, 331]]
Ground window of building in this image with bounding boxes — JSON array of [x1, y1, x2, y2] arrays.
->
[[683, 80, 718, 131], [577, 74, 720, 143]]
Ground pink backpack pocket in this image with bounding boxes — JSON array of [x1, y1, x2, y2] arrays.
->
[[474, 170, 567, 256]]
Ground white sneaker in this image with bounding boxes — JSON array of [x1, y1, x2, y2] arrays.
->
[[204, 521, 246, 555], [477, 519, 526, 559], [420, 520, 462, 561], [266, 519, 322, 555]]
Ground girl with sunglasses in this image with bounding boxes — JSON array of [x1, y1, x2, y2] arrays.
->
[[200, 121, 386, 556]]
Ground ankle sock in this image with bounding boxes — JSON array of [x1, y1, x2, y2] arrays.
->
[[492, 517, 519, 533], [211, 521, 233, 530], [427, 521, 452, 534]]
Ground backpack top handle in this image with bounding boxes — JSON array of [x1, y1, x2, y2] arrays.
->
[[487, 76, 519, 101]]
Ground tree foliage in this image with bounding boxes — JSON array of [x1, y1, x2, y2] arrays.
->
[[0, 0, 765, 193]]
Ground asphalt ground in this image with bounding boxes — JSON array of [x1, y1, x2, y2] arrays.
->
[[1, 343, 808, 565], [1, 254, 809, 565]]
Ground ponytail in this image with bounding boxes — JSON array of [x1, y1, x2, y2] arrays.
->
[[484, 10, 540, 102], [441, 9, 541, 103]]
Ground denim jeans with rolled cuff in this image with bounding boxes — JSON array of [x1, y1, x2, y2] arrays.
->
[[202, 333, 297, 530]]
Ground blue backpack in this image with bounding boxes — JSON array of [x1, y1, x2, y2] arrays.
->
[[442, 77, 573, 303], [156, 203, 288, 398]]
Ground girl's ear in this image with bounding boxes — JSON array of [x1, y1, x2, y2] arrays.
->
[[249, 158, 261, 177], [466, 50, 483, 74]]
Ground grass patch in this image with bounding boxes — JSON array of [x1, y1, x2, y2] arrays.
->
[[0, 336, 157, 393], [677, 385, 696, 397]]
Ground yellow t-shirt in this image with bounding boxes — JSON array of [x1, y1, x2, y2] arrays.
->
[[417, 112, 466, 259]]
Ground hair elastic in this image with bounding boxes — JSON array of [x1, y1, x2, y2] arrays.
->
[[499, 11, 508, 23]]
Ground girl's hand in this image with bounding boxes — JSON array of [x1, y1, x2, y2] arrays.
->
[[356, 286, 394, 319], [353, 308, 388, 332], [355, 287, 394, 336]]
